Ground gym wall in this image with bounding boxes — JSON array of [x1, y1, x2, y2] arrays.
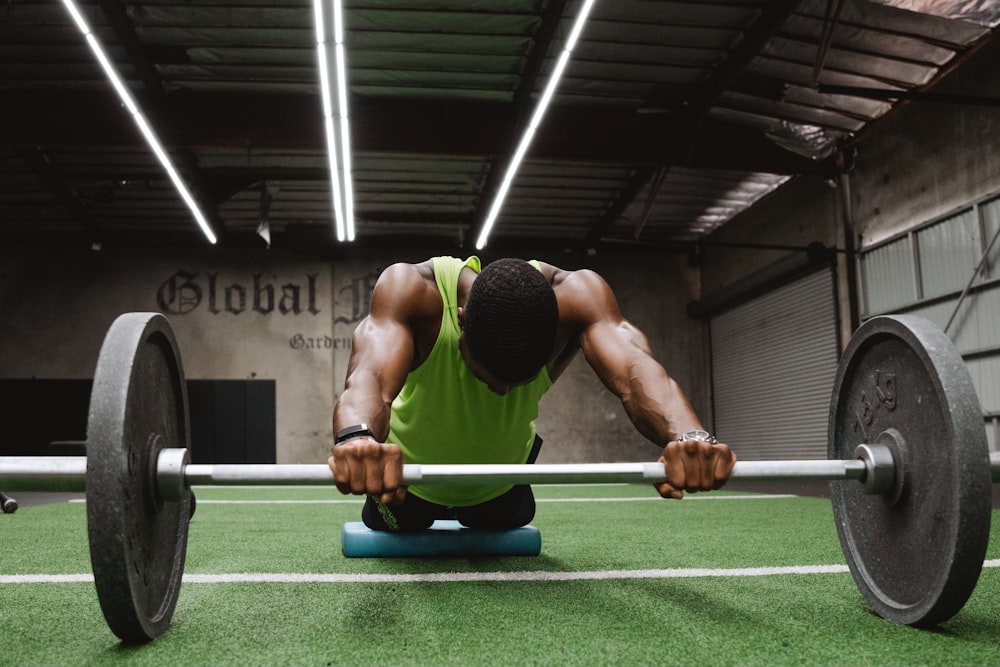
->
[[0, 247, 704, 464]]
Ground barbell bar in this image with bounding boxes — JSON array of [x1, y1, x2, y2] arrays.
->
[[8, 447, 1000, 494], [9, 446, 1000, 497], [188, 456, 875, 489], [182, 453, 1000, 490], [0, 311, 997, 642], [0, 445, 884, 497]]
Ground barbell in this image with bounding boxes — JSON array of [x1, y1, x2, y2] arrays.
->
[[1, 447, 894, 493], [0, 312, 998, 643]]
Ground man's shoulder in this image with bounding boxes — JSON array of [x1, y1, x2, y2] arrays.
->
[[377, 260, 436, 287], [374, 261, 441, 314], [550, 267, 617, 325], [550, 265, 608, 296]]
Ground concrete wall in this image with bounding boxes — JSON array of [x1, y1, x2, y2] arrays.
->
[[532, 250, 707, 463], [0, 247, 335, 463], [0, 246, 705, 464], [848, 38, 1000, 248]]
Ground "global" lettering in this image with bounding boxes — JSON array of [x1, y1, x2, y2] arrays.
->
[[157, 271, 321, 316]]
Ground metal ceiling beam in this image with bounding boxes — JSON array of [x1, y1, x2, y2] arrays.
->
[[13, 144, 102, 238], [0, 92, 838, 175], [816, 84, 1000, 107], [94, 0, 223, 241], [97, 0, 165, 101], [584, 166, 657, 246], [583, 0, 804, 243], [683, 0, 803, 114], [0, 225, 696, 255]]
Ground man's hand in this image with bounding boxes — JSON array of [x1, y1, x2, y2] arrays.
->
[[655, 439, 736, 499], [328, 439, 406, 505]]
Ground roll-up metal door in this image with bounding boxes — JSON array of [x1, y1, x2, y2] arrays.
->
[[709, 268, 840, 460]]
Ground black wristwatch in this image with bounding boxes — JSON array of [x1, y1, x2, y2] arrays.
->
[[334, 423, 375, 445], [678, 429, 718, 444]]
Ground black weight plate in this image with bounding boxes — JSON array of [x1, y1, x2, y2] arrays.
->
[[86, 313, 192, 642], [829, 315, 991, 626]]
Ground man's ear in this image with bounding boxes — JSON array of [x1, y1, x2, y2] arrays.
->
[[457, 306, 465, 330]]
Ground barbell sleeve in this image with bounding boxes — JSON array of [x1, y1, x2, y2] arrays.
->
[[0, 456, 87, 492]]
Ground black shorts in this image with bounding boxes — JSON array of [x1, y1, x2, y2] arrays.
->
[[361, 435, 543, 532]]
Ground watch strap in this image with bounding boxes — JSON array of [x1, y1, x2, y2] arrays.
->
[[335, 423, 375, 445]]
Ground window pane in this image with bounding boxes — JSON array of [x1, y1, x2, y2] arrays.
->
[[982, 196, 1000, 281], [860, 236, 916, 315], [916, 209, 980, 299]]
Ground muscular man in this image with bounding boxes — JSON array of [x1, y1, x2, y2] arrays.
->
[[330, 256, 735, 531]]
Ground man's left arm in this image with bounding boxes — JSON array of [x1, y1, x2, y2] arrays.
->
[[563, 270, 736, 498]]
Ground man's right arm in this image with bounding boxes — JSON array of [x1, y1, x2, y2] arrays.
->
[[329, 263, 427, 504]]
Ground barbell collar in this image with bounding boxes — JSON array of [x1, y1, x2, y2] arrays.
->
[[156, 447, 191, 504], [854, 443, 896, 495]]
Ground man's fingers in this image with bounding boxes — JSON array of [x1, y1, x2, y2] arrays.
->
[[329, 453, 352, 495], [713, 445, 737, 489], [657, 446, 686, 500], [657, 440, 737, 498], [655, 479, 683, 500], [381, 445, 405, 504], [662, 442, 687, 490], [360, 443, 386, 495], [329, 440, 404, 499], [681, 439, 711, 491], [388, 485, 408, 505]]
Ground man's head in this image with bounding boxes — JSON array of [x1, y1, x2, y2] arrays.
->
[[459, 258, 558, 390]]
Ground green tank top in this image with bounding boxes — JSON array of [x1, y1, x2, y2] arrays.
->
[[387, 256, 554, 506]]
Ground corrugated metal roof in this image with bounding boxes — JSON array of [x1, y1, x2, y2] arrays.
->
[[1, 0, 998, 253]]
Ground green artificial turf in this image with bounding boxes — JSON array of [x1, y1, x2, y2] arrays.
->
[[1, 486, 998, 666]]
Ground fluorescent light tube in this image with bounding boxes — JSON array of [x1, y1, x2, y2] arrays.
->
[[315, 0, 354, 242], [475, 0, 597, 249], [59, 0, 217, 245]]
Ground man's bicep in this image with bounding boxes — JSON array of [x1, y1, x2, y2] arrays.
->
[[346, 315, 414, 402]]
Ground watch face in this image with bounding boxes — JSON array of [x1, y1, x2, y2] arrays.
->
[[682, 430, 716, 443]]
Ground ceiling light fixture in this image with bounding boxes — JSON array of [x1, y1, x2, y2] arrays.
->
[[58, 0, 217, 245], [475, 0, 597, 250], [314, 0, 355, 241]]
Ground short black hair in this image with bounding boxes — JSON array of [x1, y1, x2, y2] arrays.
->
[[463, 258, 558, 384]]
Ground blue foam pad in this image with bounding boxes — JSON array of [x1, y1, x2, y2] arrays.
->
[[341, 520, 541, 558]]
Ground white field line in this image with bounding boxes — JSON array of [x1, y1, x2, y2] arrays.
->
[[68, 494, 797, 505], [6, 560, 999, 586], [536, 494, 796, 502]]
